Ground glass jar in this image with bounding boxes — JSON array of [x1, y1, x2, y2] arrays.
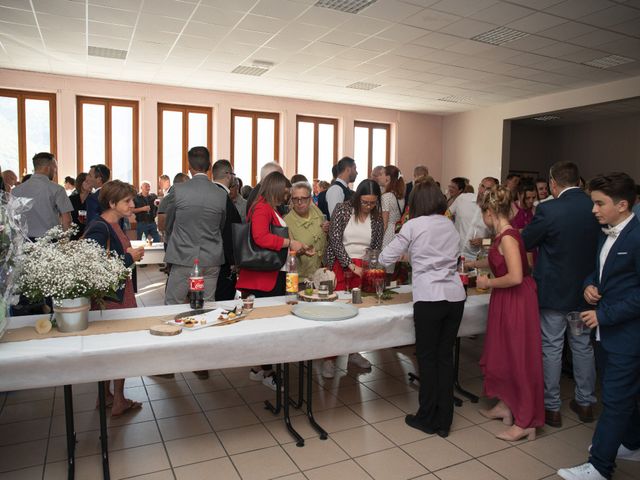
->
[[362, 248, 385, 293]]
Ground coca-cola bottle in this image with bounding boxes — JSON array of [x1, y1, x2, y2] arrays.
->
[[189, 258, 204, 309], [458, 255, 469, 291], [285, 251, 299, 305]]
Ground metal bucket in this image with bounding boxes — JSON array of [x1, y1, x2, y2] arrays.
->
[[53, 297, 90, 332]]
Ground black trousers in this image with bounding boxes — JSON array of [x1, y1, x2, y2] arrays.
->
[[215, 264, 237, 301], [413, 300, 465, 431]]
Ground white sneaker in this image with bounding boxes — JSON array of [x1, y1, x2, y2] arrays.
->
[[321, 359, 336, 379], [617, 444, 640, 461], [348, 352, 371, 369], [557, 463, 606, 480], [249, 369, 272, 381], [262, 375, 283, 391], [588, 443, 640, 461]]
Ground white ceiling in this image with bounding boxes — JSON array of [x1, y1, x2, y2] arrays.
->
[[1, 0, 639, 114]]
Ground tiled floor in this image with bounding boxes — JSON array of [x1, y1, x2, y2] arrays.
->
[[1, 267, 639, 480]]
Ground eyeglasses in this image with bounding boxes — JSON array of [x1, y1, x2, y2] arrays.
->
[[291, 196, 310, 204], [360, 200, 377, 207]]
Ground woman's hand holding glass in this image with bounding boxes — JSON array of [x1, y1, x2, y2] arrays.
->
[[476, 274, 490, 290], [127, 246, 145, 262]]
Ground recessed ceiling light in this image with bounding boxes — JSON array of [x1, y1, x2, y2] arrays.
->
[[532, 115, 560, 121], [471, 27, 529, 46], [583, 55, 635, 69], [438, 95, 473, 104], [232, 61, 274, 76], [88, 46, 127, 60], [346, 81, 381, 90], [315, 0, 377, 14]]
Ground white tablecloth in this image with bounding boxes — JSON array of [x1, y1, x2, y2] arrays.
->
[[0, 287, 489, 392]]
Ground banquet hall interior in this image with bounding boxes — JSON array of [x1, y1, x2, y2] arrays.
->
[[1, 0, 640, 479]]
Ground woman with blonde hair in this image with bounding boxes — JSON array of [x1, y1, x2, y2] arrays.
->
[[467, 186, 544, 441]]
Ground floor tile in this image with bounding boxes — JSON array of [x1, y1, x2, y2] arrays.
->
[[402, 436, 471, 471], [312, 406, 367, 433], [263, 417, 320, 445], [235, 384, 277, 405], [217, 423, 277, 455], [447, 425, 511, 457], [436, 459, 505, 480], [164, 432, 226, 467], [0, 418, 50, 446], [282, 437, 348, 470], [108, 443, 170, 479], [354, 447, 428, 480], [205, 405, 260, 431], [479, 447, 554, 480], [5, 387, 55, 405], [186, 375, 233, 394], [517, 435, 587, 469], [385, 391, 419, 414], [0, 439, 46, 472], [0, 465, 43, 479], [0, 400, 53, 424], [157, 412, 212, 441], [349, 398, 405, 423], [124, 470, 175, 479], [151, 395, 202, 419], [304, 459, 372, 480], [174, 457, 240, 480], [371, 416, 432, 445], [331, 425, 395, 457], [362, 378, 414, 397], [330, 383, 381, 405], [551, 425, 595, 450], [230, 445, 299, 480], [145, 380, 192, 401], [195, 389, 245, 411], [44, 454, 103, 480]]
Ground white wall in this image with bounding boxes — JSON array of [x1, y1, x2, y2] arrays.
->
[[442, 75, 640, 188]]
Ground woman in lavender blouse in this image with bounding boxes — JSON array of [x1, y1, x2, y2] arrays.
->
[[380, 179, 466, 438]]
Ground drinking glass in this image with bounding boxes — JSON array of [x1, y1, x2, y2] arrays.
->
[[374, 277, 385, 305]]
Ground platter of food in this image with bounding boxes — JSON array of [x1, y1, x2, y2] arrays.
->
[[167, 307, 246, 330], [291, 302, 358, 321]]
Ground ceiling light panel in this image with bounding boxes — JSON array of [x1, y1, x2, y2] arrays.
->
[[346, 81, 381, 90], [314, 0, 377, 15], [88, 46, 128, 60], [232, 65, 270, 76], [472, 27, 530, 45], [584, 55, 635, 69], [438, 95, 474, 104]]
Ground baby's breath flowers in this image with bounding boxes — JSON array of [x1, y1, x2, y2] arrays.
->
[[18, 225, 131, 303]]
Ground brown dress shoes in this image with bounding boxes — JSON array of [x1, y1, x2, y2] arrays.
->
[[570, 399, 595, 423], [545, 409, 562, 428]]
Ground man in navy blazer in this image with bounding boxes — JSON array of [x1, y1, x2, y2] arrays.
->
[[558, 173, 640, 480], [522, 162, 600, 427]]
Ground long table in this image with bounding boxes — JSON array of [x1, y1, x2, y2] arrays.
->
[[0, 288, 489, 479]]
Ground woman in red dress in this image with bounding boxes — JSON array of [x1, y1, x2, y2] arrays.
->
[[467, 185, 544, 441]]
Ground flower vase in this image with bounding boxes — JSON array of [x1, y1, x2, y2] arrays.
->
[[53, 297, 90, 332]]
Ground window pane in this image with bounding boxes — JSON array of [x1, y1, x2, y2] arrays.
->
[[188, 112, 207, 150], [111, 106, 133, 184], [82, 103, 105, 172], [354, 126, 369, 182], [233, 115, 252, 186], [25, 99, 51, 168], [162, 110, 183, 184], [372, 128, 387, 166], [317, 123, 335, 183], [256, 117, 275, 181], [0, 96, 19, 174], [296, 121, 314, 183]]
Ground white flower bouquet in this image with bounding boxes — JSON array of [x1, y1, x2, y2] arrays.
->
[[18, 225, 131, 304]]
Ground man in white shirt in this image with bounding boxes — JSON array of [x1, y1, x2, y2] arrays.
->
[[326, 156, 357, 217], [449, 176, 497, 260]]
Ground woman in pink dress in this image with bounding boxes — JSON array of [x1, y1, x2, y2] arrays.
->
[[467, 185, 544, 441]]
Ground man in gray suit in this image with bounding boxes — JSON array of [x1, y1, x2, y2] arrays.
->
[[164, 146, 227, 305]]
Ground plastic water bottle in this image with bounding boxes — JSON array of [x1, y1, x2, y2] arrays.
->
[[285, 251, 299, 305], [189, 259, 204, 309]]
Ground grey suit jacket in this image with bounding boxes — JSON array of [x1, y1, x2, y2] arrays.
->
[[164, 174, 227, 267]]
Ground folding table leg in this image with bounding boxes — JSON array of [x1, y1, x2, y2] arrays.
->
[[97, 382, 111, 480], [264, 364, 282, 414], [63, 385, 76, 480], [282, 363, 304, 447], [305, 361, 327, 440], [453, 338, 479, 403], [289, 361, 304, 409]]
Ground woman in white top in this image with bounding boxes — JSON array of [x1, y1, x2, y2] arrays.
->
[[380, 178, 466, 439], [381, 165, 406, 249]]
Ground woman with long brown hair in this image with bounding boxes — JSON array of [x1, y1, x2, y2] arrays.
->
[[380, 165, 406, 249]]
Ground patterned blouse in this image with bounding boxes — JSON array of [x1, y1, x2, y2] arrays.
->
[[324, 201, 384, 269]]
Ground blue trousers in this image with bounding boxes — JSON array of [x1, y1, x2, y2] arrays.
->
[[136, 222, 161, 243], [589, 343, 640, 479]]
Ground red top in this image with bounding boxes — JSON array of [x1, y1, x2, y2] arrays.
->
[[236, 196, 287, 293]]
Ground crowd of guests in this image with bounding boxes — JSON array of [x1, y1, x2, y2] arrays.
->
[[2, 152, 639, 480]]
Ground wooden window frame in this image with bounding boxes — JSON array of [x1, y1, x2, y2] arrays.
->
[[76, 96, 139, 188], [0, 88, 57, 180], [354, 120, 391, 174], [295, 115, 338, 180], [157, 103, 213, 179], [230, 109, 280, 186]]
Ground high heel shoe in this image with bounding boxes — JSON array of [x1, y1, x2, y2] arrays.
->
[[478, 408, 513, 426], [495, 426, 536, 441]]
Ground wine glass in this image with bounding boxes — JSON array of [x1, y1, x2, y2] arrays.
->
[[374, 277, 385, 305]]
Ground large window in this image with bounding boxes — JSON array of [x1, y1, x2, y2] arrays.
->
[[296, 115, 338, 183], [231, 109, 279, 186], [0, 89, 56, 179], [353, 121, 390, 177], [76, 96, 139, 187], [158, 103, 213, 183]]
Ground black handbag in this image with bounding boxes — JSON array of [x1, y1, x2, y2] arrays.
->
[[232, 222, 289, 271]]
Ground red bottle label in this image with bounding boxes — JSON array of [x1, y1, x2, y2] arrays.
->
[[459, 273, 469, 286], [189, 276, 204, 291]]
